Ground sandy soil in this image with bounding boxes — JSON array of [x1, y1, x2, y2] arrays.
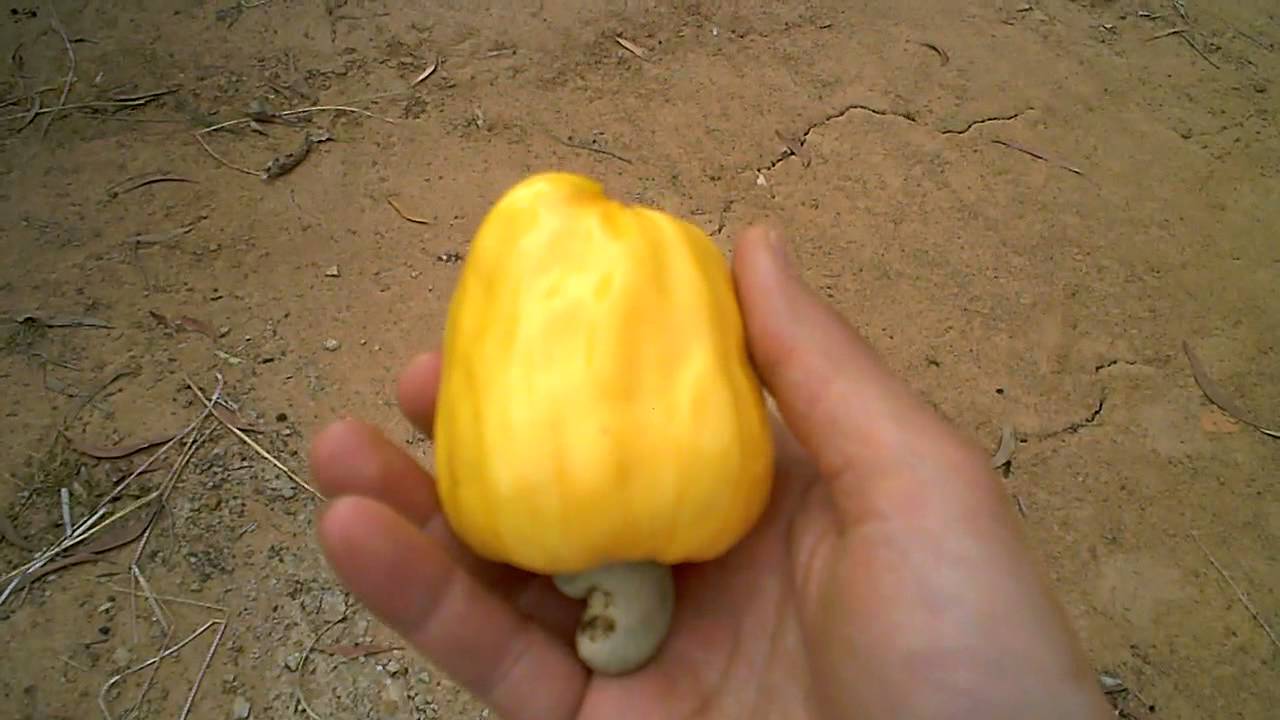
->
[[1, 1, 1277, 718]]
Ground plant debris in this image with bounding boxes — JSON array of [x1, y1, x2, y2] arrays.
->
[[551, 133, 633, 164], [412, 58, 438, 86], [128, 223, 198, 247], [386, 196, 432, 224], [615, 35, 651, 60], [1183, 341, 1279, 438], [105, 172, 196, 199], [261, 130, 332, 180], [13, 312, 112, 329], [1147, 27, 1189, 41], [911, 40, 950, 65], [1192, 531, 1280, 650], [990, 139, 1085, 177], [148, 310, 215, 338], [316, 642, 402, 660], [67, 431, 176, 460], [990, 424, 1017, 468]]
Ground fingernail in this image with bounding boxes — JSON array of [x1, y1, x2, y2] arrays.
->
[[764, 226, 793, 273]]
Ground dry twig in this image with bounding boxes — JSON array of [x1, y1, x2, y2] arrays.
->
[[1191, 532, 1280, 650], [40, 2, 75, 138], [97, 619, 225, 720], [184, 373, 321, 498], [179, 619, 227, 720], [295, 612, 349, 718], [386, 196, 432, 224]]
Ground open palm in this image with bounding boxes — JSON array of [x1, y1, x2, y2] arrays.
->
[[310, 227, 1111, 720]]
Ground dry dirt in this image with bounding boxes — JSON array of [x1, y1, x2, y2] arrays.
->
[[1, 0, 1277, 718]]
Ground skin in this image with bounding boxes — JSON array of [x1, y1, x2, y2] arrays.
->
[[310, 225, 1115, 720]]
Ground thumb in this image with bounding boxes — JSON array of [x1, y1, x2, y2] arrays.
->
[[731, 225, 960, 482]]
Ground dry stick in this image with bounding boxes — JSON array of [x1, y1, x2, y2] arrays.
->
[[295, 612, 350, 719], [194, 133, 258, 175], [0, 384, 218, 605], [97, 619, 224, 720], [1181, 33, 1220, 68], [127, 622, 175, 720], [178, 619, 227, 720], [387, 196, 432, 224], [1191, 532, 1280, 650], [131, 565, 171, 634], [0, 97, 162, 122], [185, 373, 321, 499], [127, 415, 214, 642], [552, 134, 634, 164], [40, 1, 75, 138], [0, 489, 159, 604], [106, 584, 227, 612], [194, 105, 395, 174]]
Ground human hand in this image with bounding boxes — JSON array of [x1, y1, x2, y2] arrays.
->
[[309, 226, 1113, 719]]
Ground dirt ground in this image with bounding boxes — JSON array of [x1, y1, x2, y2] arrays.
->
[[1, 0, 1277, 718]]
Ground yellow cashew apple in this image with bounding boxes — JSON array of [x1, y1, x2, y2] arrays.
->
[[432, 171, 775, 674]]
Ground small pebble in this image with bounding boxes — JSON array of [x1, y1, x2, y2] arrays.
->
[[325, 265, 341, 277], [231, 696, 251, 720], [110, 647, 132, 667], [322, 338, 341, 351], [284, 652, 303, 671]]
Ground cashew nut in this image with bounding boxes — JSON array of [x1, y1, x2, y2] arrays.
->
[[553, 561, 675, 675]]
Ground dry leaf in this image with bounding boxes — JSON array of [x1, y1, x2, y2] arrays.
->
[[213, 405, 261, 432], [9, 553, 117, 592], [105, 172, 196, 199], [79, 499, 160, 554], [412, 59, 438, 86], [615, 35, 650, 59], [173, 316, 215, 338], [1184, 340, 1280, 438], [990, 424, 1017, 468], [68, 432, 176, 459]]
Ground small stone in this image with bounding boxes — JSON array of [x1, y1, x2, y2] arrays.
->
[[416, 671, 432, 684], [324, 265, 341, 277], [110, 647, 132, 667], [231, 696, 251, 719], [218, 325, 231, 338], [409, 270, 421, 279], [284, 652, 303, 672], [322, 338, 341, 351], [385, 660, 403, 675]]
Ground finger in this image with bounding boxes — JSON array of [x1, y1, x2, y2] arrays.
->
[[732, 226, 993, 507], [309, 418, 440, 523], [319, 497, 588, 720], [310, 419, 581, 639], [397, 351, 442, 437]]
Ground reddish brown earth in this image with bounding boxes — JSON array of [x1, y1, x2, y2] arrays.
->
[[1, 1, 1277, 718]]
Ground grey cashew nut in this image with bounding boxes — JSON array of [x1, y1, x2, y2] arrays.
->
[[553, 561, 675, 675]]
